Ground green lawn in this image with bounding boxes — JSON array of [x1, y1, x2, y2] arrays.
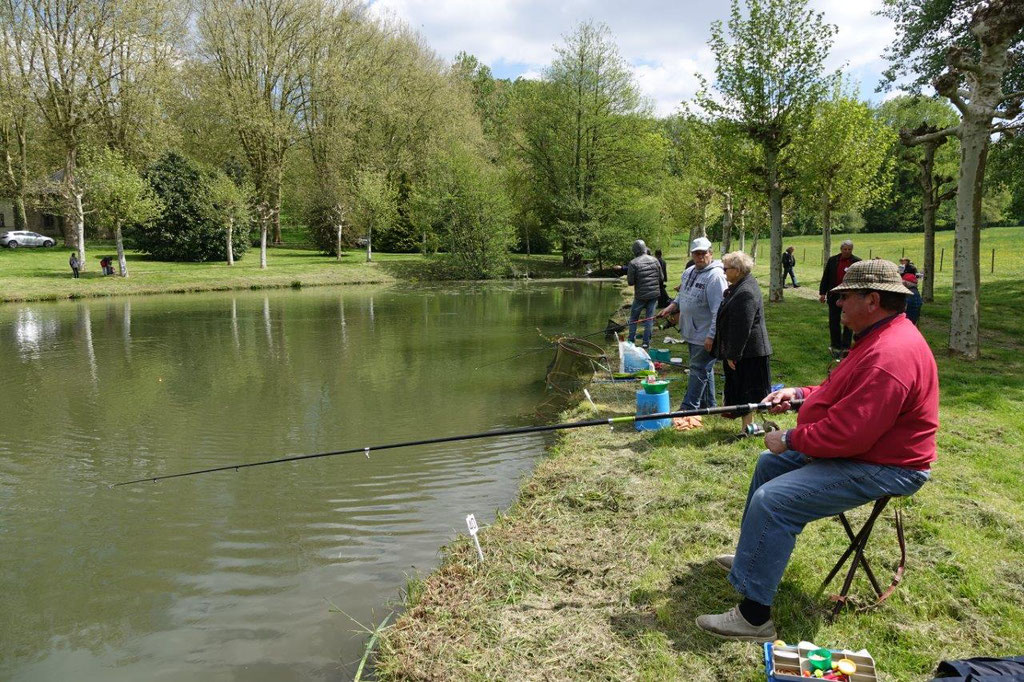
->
[[0, 243, 570, 302], [376, 226, 1024, 681]]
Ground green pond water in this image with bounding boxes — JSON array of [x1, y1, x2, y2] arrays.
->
[[0, 281, 622, 681]]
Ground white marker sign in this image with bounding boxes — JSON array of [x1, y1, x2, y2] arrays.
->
[[466, 514, 484, 564]]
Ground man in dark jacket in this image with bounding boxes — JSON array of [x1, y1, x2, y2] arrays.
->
[[626, 239, 662, 348], [819, 240, 861, 354], [655, 249, 671, 307], [781, 246, 798, 288]]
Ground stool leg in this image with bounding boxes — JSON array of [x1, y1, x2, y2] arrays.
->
[[823, 497, 891, 620]]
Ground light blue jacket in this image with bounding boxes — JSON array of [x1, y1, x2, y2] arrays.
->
[[675, 260, 728, 344]]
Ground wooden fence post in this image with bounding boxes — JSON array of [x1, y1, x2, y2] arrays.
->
[[940, 248, 944, 272], [991, 248, 995, 274]]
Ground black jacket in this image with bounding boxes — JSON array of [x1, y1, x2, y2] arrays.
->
[[712, 274, 772, 361], [819, 253, 862, 297], [782, 252, 795, 269], [627, 253, 663, 301]]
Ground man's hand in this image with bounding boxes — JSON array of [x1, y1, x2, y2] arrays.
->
[[818, 294, 826, 303], [764, 429, 787, 454], [727, 359, 736, 370], [703, 337, 713, 352], [657, 304, 677, 319], [763, 386, 800, 414]]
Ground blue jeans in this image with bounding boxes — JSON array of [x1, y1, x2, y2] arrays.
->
[[628, 298, 657, 347], [784, 267, 798, 287], [681, 343, 716, 409], [728, 449, 930, 605]]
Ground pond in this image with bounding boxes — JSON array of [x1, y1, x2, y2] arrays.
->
[[0, 281, 622, 681]]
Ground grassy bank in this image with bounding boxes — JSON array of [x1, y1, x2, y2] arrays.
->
[[375, 236, 1024, 680], [0, 244, 571, 303]]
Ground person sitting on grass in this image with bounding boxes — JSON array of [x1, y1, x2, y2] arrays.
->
[[696, 259, 938, 641]]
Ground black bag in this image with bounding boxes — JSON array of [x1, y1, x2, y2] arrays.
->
[[931, 656, 1024, 681]]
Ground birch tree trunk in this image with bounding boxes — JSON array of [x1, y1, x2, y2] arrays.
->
[[721, 191, 733, 253], [739, 208, 746, 252], [115, 223, 128, 277], [258, 202, 268, 270], [73, 190, 86, 270], [227, 216, 235, 266]]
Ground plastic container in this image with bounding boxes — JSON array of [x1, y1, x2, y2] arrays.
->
[[764, 641, 878, 682], [635, 390, 671, 431], [648, 348, 671, 362]]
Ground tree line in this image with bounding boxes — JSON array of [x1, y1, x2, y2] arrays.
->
[[1, 0, 1022, 357]]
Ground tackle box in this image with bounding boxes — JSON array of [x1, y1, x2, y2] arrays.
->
[[763, 641, 878, 681]]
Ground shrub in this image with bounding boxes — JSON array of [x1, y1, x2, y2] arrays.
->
[[134, 152, 251, 262]]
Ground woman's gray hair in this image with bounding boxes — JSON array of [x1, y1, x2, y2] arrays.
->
[[722, 250, 754, 276]]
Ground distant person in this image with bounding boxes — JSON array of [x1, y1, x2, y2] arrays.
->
[[657, 236, 728, 429], [713, 251, 772, 435], [625, 239, 663, 348], [904, 273, 923, 325], [654, 249, 671, 308], [899, 258, 918, 276], [69, 252, 80, 279], [781, 246, 799, 288], [819, 240, 861, 355]]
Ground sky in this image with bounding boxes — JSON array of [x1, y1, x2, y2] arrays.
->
[[367, 0, 903, 117]]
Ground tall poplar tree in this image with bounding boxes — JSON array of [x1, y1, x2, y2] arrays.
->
[[697, 0, 836, 302]]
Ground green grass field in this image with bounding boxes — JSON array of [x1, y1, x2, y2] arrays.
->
[[376, 226, 1024, 681], [0, 242, 571, 302]]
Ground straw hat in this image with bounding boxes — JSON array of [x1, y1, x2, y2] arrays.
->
[[830, 259, 912, 296]]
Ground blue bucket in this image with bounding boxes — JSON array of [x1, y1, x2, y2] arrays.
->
[[636, 390, 672, 431]]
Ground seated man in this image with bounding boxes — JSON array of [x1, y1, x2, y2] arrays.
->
[[696, 259, 939, 641]]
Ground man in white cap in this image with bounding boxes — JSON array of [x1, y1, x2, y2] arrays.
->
[[696, 259, 938, 641], [657, 236, 728, 429]]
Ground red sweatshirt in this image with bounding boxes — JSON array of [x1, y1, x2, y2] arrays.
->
[[789, 314, 939, 469]]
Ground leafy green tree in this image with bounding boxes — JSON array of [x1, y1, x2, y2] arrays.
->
[[198, 0, 323, 264], [409, 144, 515, 279], [352, 169, 398, 263], [697, 0, 836, 302], [988, 134, 1024, 224], [79, 148, 163, 277], [881, 0, 1024, 359], [0, 0, 35, 231], [794, 85, 896, 264], [878, 95, 960, 301], [138, 151, 249, 262], [519, 22, 664, 267], [206, 171, 252, 266]]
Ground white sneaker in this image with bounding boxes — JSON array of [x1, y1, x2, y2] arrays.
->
[[695, 605, 777, 641]]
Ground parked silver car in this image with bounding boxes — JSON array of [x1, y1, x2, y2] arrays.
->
[[1, 230, 56, 248]]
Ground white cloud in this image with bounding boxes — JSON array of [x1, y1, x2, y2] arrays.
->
[[368, 0, 899, 116]]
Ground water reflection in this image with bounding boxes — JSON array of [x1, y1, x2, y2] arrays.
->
[[0, 282, 620, 681]]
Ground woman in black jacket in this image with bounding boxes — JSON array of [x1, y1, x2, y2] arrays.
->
[[712, 251, 772, 433]]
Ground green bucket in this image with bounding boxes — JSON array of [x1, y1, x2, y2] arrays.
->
[[648, 348, 671, 362], [640, 379, 670, 394]]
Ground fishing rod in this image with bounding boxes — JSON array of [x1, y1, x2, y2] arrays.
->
[[113, 399, 803, 487], [474, 315, 661, 370]]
